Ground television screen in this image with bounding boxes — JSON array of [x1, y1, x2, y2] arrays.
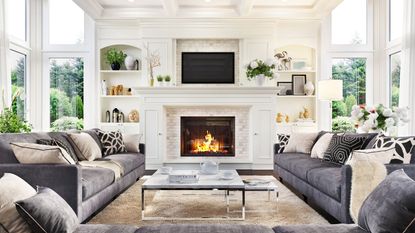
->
[[181, 52, 235, 84]]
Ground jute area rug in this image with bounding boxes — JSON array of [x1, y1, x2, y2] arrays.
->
[[88, 176, 328, 227]]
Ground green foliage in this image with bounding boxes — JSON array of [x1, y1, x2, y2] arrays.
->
[[50, 88, 73, 124], [105, 48, 126, 65], [156, 75, 163, 82], [391, 86, 399, 108], [11, 85, 25, 120], [246, 59, 275, 80], [50, 58, 84, 100], [71, 95, 84, 119], [0, 106, 31, 133], [332, 100, 347, 119], [332, 117, 355, 133], [51, 117, 83, 132], [164, 75, 171, 82], [344, 95, 357, 116]]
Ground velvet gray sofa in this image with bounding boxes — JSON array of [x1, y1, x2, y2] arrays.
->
[[0, 131, 145, 222], [273, 134, 415, 224]]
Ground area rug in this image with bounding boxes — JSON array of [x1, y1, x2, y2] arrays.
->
[[88, 176, 328, 227]]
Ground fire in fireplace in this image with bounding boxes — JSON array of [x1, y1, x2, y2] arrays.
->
[[181, 116, 235, 157]]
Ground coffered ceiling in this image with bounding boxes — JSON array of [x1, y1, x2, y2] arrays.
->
[[73, 0, 342, 20]]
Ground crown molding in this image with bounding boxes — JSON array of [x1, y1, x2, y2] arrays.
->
[[73, 0, 103, 19]]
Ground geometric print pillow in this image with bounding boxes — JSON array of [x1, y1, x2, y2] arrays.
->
[[96, 130, 126, 156], [372, 134, 415, 164], [323, 134, 368, 165], [277, 134, 290, 153]]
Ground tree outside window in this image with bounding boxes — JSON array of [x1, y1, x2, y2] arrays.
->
[[390, 52, 401, 108], [10, 50, 27, 120]]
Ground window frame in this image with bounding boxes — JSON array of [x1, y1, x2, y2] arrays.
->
[[9, 47, 29, 120], [387, 0, 403, 46], [388, 50, 401, 108], [5, 0, 29, 46], [329, 0, 374, 52]]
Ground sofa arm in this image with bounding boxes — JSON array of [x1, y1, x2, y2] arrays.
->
[[385, 164, 415, 179], [274, 143, 282, 154], [340, 165, 353, 223], [0, 164, 82, 216]]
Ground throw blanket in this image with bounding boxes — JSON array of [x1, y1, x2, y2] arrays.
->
[[79, 160, 124, 180], [347, 152, 388, 222]]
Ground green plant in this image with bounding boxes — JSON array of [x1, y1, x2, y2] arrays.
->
[[246, 59, 275, 81], [164, 75, 171, 82], [344, 95, 357, 116], [332, 117, 355, 133], [105, 48, 126, 65], [0, 92, 31, 133], [156, 75, 163, 82], [51, 117, 83, 132], [332, 100, 347, 118]]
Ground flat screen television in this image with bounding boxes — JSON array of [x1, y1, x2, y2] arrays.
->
[[181, 52, 235, 84]]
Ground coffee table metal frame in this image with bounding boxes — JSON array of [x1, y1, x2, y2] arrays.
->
[[141, 170, 246, 221]]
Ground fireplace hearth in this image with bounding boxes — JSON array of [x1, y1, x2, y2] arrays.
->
[[181, 116, 235, 157]]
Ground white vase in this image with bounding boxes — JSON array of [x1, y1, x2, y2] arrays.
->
[[304, 80, 315, 96], [255, 74, 265, 86], [124, 55, 136, 70]]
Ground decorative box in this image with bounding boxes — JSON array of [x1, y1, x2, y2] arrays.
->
[[168, 170, 199, 184]]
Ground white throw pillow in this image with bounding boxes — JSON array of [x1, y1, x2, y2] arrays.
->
[[284, 132, 318, 154], [311, 133, 334, 159], [10, 143, 76, 165], [68, 133, 102, 161], [122, 133, 142, 153], [0, 173, 36, 233], [346, 147, 396, 165]]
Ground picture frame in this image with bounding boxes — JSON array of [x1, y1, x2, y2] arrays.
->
[[291, 59, 307, 70], [292, 74, 307, 95], [277, 82, 293, 95]]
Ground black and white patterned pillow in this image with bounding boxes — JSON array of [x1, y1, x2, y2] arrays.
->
[[97, 130, 126, 156], [277, 134, 290, 153], [372, 134, 415, 164], [37, 138, 78, 163], [323, 134, 368, 164]]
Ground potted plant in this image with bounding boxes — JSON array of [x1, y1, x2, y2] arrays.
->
[[0, 91, 32, 133], [164, 75, 171, 86], [246, 59, 276, 86], [157, 75, 164, 86], [105, 48, 127, 70]]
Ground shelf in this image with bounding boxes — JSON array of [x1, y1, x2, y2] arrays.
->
[[276, 95, 316, 98], [100, 95, 140, 98], [276, 70, 316, 73], [100, 122, 140, 126], [100, 70, 141, 74]]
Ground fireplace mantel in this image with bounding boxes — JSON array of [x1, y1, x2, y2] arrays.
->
[[133, 86, 279, 95]]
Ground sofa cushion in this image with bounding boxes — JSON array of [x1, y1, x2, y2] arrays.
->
[[275, 153, 338, 181], [105, 153, 145, 175], [307, 166, 343, 201], [81, 167, 115, 201], [323, 134, 369, 165], [74, 224, 139, 233], [0, 133, 51, 164], [273, 224, 367, 233], [136, 224, 274, 233]]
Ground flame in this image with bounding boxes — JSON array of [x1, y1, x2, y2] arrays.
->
[[191, 130, 222, 153]]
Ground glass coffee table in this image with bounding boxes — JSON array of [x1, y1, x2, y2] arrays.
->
[[141, 169, 246, 221]]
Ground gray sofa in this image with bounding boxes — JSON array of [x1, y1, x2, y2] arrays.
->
[[0, 131, 145, 222], [273, 133, 415, 223]]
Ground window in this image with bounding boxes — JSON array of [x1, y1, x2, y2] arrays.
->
[[10, 50, 27, 120], [389, 0, 403, 41], [331, 58, 367, 130], [6, 0, 26, 42], [49, 0, 84, 45], [331, 0, 367, 45], [49, 58, 84, 131], [389, 52, 401, 107]]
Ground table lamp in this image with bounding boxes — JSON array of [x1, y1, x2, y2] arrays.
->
[[318, 79, 343, 130]]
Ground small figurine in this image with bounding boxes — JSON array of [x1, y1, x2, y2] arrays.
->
[[127, 88, 132, 95], [285, 115, 290, 123], [303, 107, 310, 119], [276, 113, 284, 123], [299, 111, 304, 119], [128, 109, 139, 122]]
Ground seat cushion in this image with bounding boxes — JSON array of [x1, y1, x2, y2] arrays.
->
[[136, 224, 274, 233], [74, 224, 139, 233], [273, 224, 367, 233], [105, 153, 145, 175], [275, 153, 339, 181], [81, 167, 115, 201], [307, 166, 343, 201]]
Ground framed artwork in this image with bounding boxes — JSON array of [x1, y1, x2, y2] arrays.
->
[[292, 74, 307, 95], [277, 82, 293, 95]]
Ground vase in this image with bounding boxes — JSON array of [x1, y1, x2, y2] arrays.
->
[[124, 55, 136, 70], [149, 78, 154, 87], [255, 74, 265, 86], [304, 80, 315, 96], [111, 63, 121, 70]]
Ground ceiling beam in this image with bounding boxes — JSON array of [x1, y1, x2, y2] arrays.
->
[[238, 0, 255, 16], [72, 0, 103, 19], [161, 0, 179, 17]]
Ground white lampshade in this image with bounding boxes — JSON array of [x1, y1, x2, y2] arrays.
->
[[318, 80, 343, 101]]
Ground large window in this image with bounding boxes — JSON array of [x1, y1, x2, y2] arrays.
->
[[389, 0, 403, 41], [49, 58, 84, 131], [331, 58, 367, 131], [6, 0, 26, 42], [389, 52, 401, 108], [10, 50, 27, 120], [331, 0, 367, 45], [49, 0, 84, 45]]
